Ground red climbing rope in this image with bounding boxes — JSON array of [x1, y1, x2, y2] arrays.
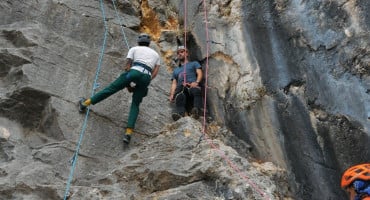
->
[[182, 0, 188, 85], [201, 0, 209, 135], [199, 1, 272, 199]]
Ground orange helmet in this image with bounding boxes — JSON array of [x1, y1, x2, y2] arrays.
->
[[341, 163, 370, 188]]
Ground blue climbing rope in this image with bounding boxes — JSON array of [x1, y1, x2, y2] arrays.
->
[[111, 0, 131, 49], [63, 0, 108, 199]]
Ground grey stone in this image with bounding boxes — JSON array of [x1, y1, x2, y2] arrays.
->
[[1, 0, 369, 200]]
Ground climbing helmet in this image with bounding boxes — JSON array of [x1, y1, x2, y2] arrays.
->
[[137, 33, 151, 44], [341, 163, 370, 188]]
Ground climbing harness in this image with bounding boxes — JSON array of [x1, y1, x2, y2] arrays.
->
[[63, 0, 130, 199]]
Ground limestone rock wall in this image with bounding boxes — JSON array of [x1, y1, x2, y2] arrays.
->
[[179, 0, 370, 199], [1, 0, 369, 200], [0, 0, 289, 199]]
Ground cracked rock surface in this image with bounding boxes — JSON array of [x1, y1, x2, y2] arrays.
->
[[1, 0, 369, 199]]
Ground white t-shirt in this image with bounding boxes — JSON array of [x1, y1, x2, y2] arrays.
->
[[126, 46, 160, 69]]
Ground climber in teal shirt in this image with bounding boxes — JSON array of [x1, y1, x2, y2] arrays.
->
[[169, 46, 203, 121]]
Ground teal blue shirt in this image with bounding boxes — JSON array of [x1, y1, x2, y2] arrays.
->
[[172, 61, 201, 85]]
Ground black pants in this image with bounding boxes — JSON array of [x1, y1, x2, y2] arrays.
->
[[174, 85, 202, 116]]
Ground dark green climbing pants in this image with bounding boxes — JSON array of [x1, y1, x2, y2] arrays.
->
[[90, 69, 151, 128]]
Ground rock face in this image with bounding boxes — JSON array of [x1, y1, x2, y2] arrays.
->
[[0, 0, 369, 200], [182, 0, 370, 199], [205, 1, 370, 199]]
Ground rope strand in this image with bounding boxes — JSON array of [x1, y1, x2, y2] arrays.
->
[[183, 0, 188, 85], [199, 1, 271, 199], [63, 0, 108, 199], [111, 0, 130, 49], [201, 0, 209, 136]]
